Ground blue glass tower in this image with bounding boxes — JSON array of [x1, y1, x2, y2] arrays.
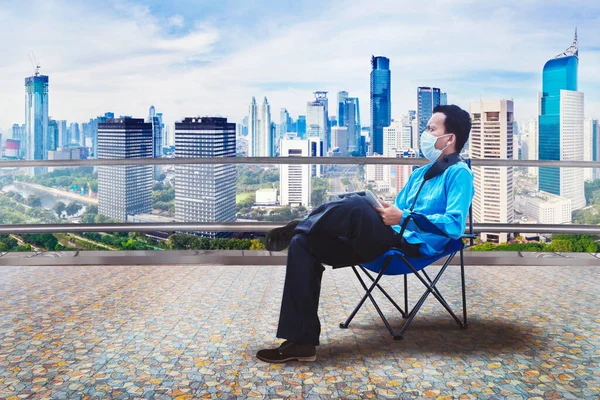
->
[[370, 56, 391, 155], [417, 87, 442, 135], [538, 31, 578, 196]]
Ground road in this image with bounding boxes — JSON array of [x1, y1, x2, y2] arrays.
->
[[13, 181, 98, 205], [328, 165, 359, 195]]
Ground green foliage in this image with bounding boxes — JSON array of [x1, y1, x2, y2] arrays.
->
[[311, 177, 329, 207], [470, 234, 600, 253], [20, 233, 58, 250], [65, 202, 83, 217], [53, 201, 67, 218], [26, 194, 42, 208], [166, 234, 265, 250]]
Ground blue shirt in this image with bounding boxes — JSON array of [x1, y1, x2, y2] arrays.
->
[[392, 162, 474, 256]]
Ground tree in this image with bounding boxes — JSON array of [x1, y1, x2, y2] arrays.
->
[[53, 201, 67, 218], [26, 194, 42, 208], [65, 202, 83, 217]]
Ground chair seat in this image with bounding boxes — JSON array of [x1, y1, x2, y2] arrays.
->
[[360, 239, 464, 275]]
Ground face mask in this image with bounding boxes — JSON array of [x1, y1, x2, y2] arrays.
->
[[420, 131, 452, 162]]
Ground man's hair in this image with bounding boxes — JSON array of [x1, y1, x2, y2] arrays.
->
[[433, 105, 471, 152]]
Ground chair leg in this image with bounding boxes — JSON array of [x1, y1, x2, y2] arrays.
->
[[421, 268, 465, 328], [340, 258, 393, 332], [358, 266, 407, 318], [404, 274, 408, 319], [460, 248, 468, 328], [396, 253, 464, 337]]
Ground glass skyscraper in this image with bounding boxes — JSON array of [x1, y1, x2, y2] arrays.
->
[[24, 72, 49, 175], [538, 30, 585, 210], [417, 87, 442, 136], [370, 56, 391, 155]]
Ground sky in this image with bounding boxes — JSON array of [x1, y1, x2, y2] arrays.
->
[[0, 0, 599, 134]]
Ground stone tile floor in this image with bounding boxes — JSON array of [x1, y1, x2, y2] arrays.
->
[[0, 264, 598, 399]]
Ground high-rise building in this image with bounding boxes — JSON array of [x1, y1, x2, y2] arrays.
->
[[148, 105, 163, 178], [383, 120, 411, 157], [521, 118, 539, 177], [365, 154, 391, 192], [337, 91, 349, 127], [339, 96, 361, 154], [331, 126, 348, 155], [11, 124, 26, 159], [583, 118, 598, 182], [47, 119, 58, 152], [370, 56, 391, 155], [24, 69, 49, 175], [174, 117, 236, 237], [248, 97, 272, 156], [55, 120, 67, 149], [297, 115, 307, 139], [280, 139, 312, 207], [538, 30, 585, 210], [394, 149, 418, 194], [307, 93, 328, 152], [279, 108, 290, 138], [417, 87, 442, 139], [440, 93, 448, 106], [68, 123, 80, 146], [469, 99, 515, 243], [97, 118, 153, 221]]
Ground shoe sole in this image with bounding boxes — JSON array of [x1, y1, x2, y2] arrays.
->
[[256, 354, 316, 363]]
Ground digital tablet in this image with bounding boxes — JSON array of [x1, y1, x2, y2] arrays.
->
[[336, 190, 383, 208]]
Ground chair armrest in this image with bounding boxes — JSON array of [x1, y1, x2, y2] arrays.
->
[[401, 212, 450, 238]]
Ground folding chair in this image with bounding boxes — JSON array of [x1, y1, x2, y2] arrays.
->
[[339, 159, 476, 340]]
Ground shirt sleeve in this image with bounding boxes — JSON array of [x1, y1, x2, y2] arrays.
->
[[421, 167, 474, 240]]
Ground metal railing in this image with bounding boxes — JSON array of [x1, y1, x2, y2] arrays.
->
[[1, 157, 599, 236], [0, 157, 599, 168], [1, 222, 600, 235]]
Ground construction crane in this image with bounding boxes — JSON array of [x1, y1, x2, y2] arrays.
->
[[28, 53, 41, 76]]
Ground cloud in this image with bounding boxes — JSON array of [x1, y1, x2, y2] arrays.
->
[[0, 0, 599, 135], [168, 15, 185, 28]]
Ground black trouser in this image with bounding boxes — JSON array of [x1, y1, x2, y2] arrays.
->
[[276, 195, 420, 346]]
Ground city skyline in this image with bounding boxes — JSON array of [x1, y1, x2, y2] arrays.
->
[[1, 1, 599, 134]]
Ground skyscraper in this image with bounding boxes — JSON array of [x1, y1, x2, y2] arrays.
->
[[280, 139, 312, 207], [307, 93, 328, 152], [583, 118, 598, 182], [11, 124, 26, 159], [97, 118, 153, 221], [24, 68, 49, 174], [47, 119, 58, 152], [297, 116, 307, 139], [248, 97, 272, 156], [469, 99, 514, 243], [337, 91, 349, 127], [383, 120, 411, 157], [174, 117, 236, 237], [538, 30, 585, 210], [148, 105, 163, 178], [370, 56, 391, 155], [417, 87, 442, 138], [331, 126, 348, 155], [279, 108, 290, 138], [339, 95, 361, 154]]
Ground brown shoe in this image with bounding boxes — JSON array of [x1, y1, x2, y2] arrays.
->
[[256, 341, 316, 363], [265, 220, 301, 251]]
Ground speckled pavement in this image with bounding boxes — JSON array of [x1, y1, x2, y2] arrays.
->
[[0, 264, 598, 399]]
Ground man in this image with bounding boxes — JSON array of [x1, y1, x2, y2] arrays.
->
[[256, 105, 474, 363]]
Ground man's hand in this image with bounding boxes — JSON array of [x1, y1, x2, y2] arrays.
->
[[374, 203, 404, 226]]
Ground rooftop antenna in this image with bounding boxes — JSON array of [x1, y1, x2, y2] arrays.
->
[[28, 53, 41, 76]]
